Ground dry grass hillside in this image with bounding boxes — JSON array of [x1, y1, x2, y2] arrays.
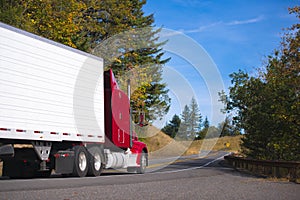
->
[[136, 125, 243, 159]]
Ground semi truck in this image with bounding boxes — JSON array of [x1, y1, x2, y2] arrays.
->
[[0, 22, 148, 178]]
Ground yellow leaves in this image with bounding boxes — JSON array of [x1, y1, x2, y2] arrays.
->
[[20, 0, 87, 49], [30, 19, 36, 24], [114, 58, 122, 63]]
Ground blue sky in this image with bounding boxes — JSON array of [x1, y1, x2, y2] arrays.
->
[[143, 0, 299, 126]]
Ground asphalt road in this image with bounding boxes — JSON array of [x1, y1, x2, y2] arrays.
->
[[0, 151, 299, 200]]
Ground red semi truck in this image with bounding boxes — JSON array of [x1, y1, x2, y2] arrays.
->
[[0, 22, 148, 178]]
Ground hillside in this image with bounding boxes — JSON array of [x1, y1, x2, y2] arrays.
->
[[136, 125, 243, 159]]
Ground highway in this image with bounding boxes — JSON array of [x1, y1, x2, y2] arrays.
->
[[0, 151, 299, 200]]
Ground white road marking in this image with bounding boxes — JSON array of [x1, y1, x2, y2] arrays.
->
[[150, 152, 231, 174]]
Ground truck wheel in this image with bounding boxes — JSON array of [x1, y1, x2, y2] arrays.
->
[[72, 146, 88, 177], [137, 151, 147, 174], [87, 147, 103, 176]]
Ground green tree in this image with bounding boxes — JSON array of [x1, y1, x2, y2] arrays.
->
[[177, 105, 190, 140], [79, 0, 171, 121], [162, 114, 181, 138], [196, 116, 210, 139], [177, 98, 202, 140], [0, 0, 86, 48], [220, 7, 300, 161], [0, 0, 29, 29], [218, 117, 241, 137], [189, 97, 202, 139], [203, 116, 210, 129]]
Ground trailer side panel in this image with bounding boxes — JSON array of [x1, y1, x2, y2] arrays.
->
[[0, 23, 105, 143]]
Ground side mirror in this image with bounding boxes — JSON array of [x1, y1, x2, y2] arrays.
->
[[138, 112, 148, 127]]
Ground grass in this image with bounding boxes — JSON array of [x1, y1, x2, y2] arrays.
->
[[184, 135, 243, 155], [137, 125, 243, 159]]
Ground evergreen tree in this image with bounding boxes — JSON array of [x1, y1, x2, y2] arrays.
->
[[161, 114, 181, 138], [176, 98, 203, 140], [189, 97, 202, 139], [196, 116, 210, 139], [177, 105, 191, 140], [203, 116, 210, 129], [80, 0, 171, 121]]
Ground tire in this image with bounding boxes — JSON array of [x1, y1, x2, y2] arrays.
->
[[87, 147, 103, 177], [72, 146, 88, 177], [137, 151, 147, 174]]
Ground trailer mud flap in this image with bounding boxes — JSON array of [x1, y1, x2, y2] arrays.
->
[[54, 150, 74, 174], [2, 148, 38, 178]]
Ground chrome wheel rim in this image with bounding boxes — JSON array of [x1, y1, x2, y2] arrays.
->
[[79, 152, 87, 171], [94, 153, 101, 171]]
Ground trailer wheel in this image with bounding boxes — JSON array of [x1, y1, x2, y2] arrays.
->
[[87, 147, 103, 176], [137, 151, 147, 174], [72, 146, 88, 177]]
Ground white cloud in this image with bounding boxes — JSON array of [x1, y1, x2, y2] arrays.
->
[[172, 0, 211, 7], [177, 15, 264, 34], [226, 15, 265, 26], [181, 22, 222, 33]]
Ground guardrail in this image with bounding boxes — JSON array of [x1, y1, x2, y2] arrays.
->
[[224, 155, 300, 183]]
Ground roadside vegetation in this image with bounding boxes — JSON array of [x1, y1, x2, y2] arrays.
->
[[220, 7, 299, 161], [162, 97, 241, 141]]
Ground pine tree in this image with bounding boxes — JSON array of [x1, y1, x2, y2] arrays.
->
[[162, 114, 181, 138], [203, 116, 210, 129], [177, 105, 190, 140], [196, 116, 210, 139], [82, 0, 171, 121], [189, 97, 202, 139]]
